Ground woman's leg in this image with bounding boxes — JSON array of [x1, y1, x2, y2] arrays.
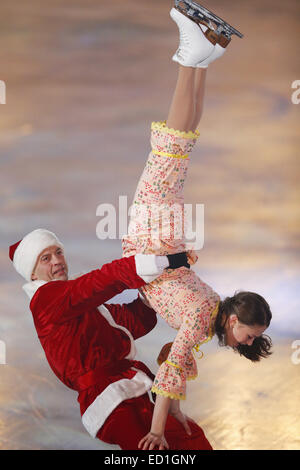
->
[[122, 63, 201, 258], [166, 66, 207, 134], [166, 66, 196, 133], [191, 68, 207, 131]]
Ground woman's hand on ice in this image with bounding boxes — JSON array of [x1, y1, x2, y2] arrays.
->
[[141, 394, 171, 450], [138, 432, 169, 450]]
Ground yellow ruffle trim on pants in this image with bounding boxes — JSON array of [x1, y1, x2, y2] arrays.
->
[[151, 120, 200, 140]]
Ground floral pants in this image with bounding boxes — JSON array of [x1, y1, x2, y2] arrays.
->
[[122, 121, 220, 400]]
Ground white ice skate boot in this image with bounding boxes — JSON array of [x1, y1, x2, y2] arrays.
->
[[196, 23, 228, 68], [170, 7, 215, 68]]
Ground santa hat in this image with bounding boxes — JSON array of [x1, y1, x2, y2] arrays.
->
[[9, 229, 64, 281]]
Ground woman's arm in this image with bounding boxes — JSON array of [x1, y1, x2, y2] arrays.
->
[[138, 394, 171, 450], [138, 395, 194, 450]]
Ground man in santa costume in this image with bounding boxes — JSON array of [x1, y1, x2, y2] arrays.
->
[[9, 228, 212, 450]]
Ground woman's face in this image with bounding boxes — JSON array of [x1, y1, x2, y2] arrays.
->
[[225, 314, 267, 348]]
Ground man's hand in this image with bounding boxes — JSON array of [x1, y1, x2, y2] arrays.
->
[[135, 252, 191, 284], [167, 252, 190, 269]]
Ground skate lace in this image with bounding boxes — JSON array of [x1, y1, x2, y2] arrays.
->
[[178, 30, 190, 58]]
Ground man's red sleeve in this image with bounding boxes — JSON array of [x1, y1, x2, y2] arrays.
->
[[104, 297, 157, 340], [31, 256, 146, 325]]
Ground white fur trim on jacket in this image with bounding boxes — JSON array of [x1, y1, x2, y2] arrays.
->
[[134, 254, 169, 283], [22, 277, 154, 439], [81, 370, 153, 438], [97, 304, 136, 360], [22, 273, 83, 301]]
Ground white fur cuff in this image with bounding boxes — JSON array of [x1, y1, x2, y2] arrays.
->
[[134, 254, 169, 283]]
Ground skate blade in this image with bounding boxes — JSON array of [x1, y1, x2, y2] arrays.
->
[[174, 5, 219, 45], [174, 0, 244, 41]]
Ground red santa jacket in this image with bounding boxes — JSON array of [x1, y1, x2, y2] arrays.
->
[[28, 255, 157, 437]]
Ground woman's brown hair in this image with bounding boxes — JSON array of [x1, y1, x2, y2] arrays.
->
[[214, 291, 273, 362]]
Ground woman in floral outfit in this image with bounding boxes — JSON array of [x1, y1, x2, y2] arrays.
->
[[123, 7, 272, 450]]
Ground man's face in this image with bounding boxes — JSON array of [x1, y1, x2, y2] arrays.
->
[[224, 314, 266, 348], [31, 245, 68, 282]]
